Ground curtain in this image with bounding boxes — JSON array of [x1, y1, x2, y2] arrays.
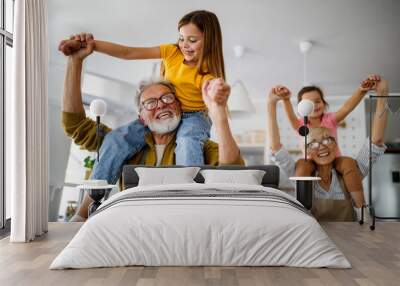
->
[[10, 0, 49, 242]]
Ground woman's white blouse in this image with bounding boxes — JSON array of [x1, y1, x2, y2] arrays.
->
[[270, 140, 386, 200]]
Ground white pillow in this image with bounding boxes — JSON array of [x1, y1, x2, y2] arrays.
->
[[200, 169, 266, 185], [135, 167, 201, 186]]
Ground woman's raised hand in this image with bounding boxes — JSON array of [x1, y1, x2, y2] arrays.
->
[[268, 85, 291, 104], [360, 74, 381, 92]]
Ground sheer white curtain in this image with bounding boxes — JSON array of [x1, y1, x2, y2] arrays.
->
[[10, 0, 49, 242]]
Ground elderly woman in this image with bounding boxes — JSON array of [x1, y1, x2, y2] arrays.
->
[[266, 79, 389, 221]]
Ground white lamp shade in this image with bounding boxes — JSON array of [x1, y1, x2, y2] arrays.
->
[[90, 99, 107, 117], [233, 45, 245, 58], [299, 41, 313, 54], [297, 99, 314, 117], [228, 80, 255, 114]]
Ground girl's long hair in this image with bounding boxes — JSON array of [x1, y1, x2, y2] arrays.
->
[[177, 10, 226, 80]]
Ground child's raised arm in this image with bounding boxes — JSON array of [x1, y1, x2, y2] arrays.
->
[[335, 74, 381, 123], [94, 40, 161, 60], [282, 94, 301, 131], [59, 33, 161, 60]]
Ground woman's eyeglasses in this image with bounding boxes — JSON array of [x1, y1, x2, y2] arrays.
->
[[307, 137, 335, 150], [141, 93, 176, 111]]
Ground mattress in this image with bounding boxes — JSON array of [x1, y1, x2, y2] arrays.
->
[[50, 183, 351, 269]]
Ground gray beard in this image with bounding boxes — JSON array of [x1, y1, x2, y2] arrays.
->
[[147, 114, 181, 134]]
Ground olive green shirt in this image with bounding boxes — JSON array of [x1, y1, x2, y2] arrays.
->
[[62, 111, 244, 167]]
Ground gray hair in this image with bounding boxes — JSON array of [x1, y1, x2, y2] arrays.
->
[[307, 127, 333, 142], [134, 77, 176, 110]]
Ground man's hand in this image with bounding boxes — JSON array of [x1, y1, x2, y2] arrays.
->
[[360, 74, 381, 92], [58, 33, 95, 61], [202, 78, 230, 118], [58, 38, 81, 56], [268, 85, 291, 104]]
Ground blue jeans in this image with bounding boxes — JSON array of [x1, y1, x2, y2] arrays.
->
[[91, 119, 147, 184], [90, 111, 211, 184], [175, 111, 211, 166]]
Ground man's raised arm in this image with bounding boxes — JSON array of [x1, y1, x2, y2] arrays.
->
[[203, 79, 241, 164], [61, 35, 94, 113]]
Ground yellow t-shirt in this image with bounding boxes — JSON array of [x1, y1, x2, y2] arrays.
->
[[160, 44, 214, 111]]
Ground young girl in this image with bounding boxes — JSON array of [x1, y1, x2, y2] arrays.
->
[[59, 10, 225, 183], [280, 75, 380, 207]]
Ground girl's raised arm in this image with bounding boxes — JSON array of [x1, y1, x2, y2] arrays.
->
[[59, 33, 161, 60], [282, 98, 301, 131], [335, 74, 380, 123], [94, 40, 161, 60]]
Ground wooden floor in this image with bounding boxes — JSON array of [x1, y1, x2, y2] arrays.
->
[[0, 222, 399, 286]]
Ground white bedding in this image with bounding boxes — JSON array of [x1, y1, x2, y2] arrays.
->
[[50, 183, 351, 269]]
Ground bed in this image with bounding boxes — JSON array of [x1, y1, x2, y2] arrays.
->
[[50, 165, 350, 269]]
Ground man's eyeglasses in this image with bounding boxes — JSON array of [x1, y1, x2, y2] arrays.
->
[[140, 93, 176, 111], [307, 137, 335, 150]]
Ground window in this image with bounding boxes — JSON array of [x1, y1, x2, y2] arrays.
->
[[1, 0, 14, 235]]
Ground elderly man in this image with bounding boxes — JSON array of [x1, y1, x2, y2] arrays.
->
[[61, 37, 243, 221]]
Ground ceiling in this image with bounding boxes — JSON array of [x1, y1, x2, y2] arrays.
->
[[48, 0, 400, 101]]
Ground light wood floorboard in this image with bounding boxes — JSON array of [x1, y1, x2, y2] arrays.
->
[[0, 222, 399, 286]]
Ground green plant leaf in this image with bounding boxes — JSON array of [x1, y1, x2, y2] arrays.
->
[[83, 156, 96, 169]]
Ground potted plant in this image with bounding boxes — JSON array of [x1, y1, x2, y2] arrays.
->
[[83, 156, 96, 180]]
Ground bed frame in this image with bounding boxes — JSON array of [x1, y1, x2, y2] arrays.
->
[[122, 165, 280, 190]]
